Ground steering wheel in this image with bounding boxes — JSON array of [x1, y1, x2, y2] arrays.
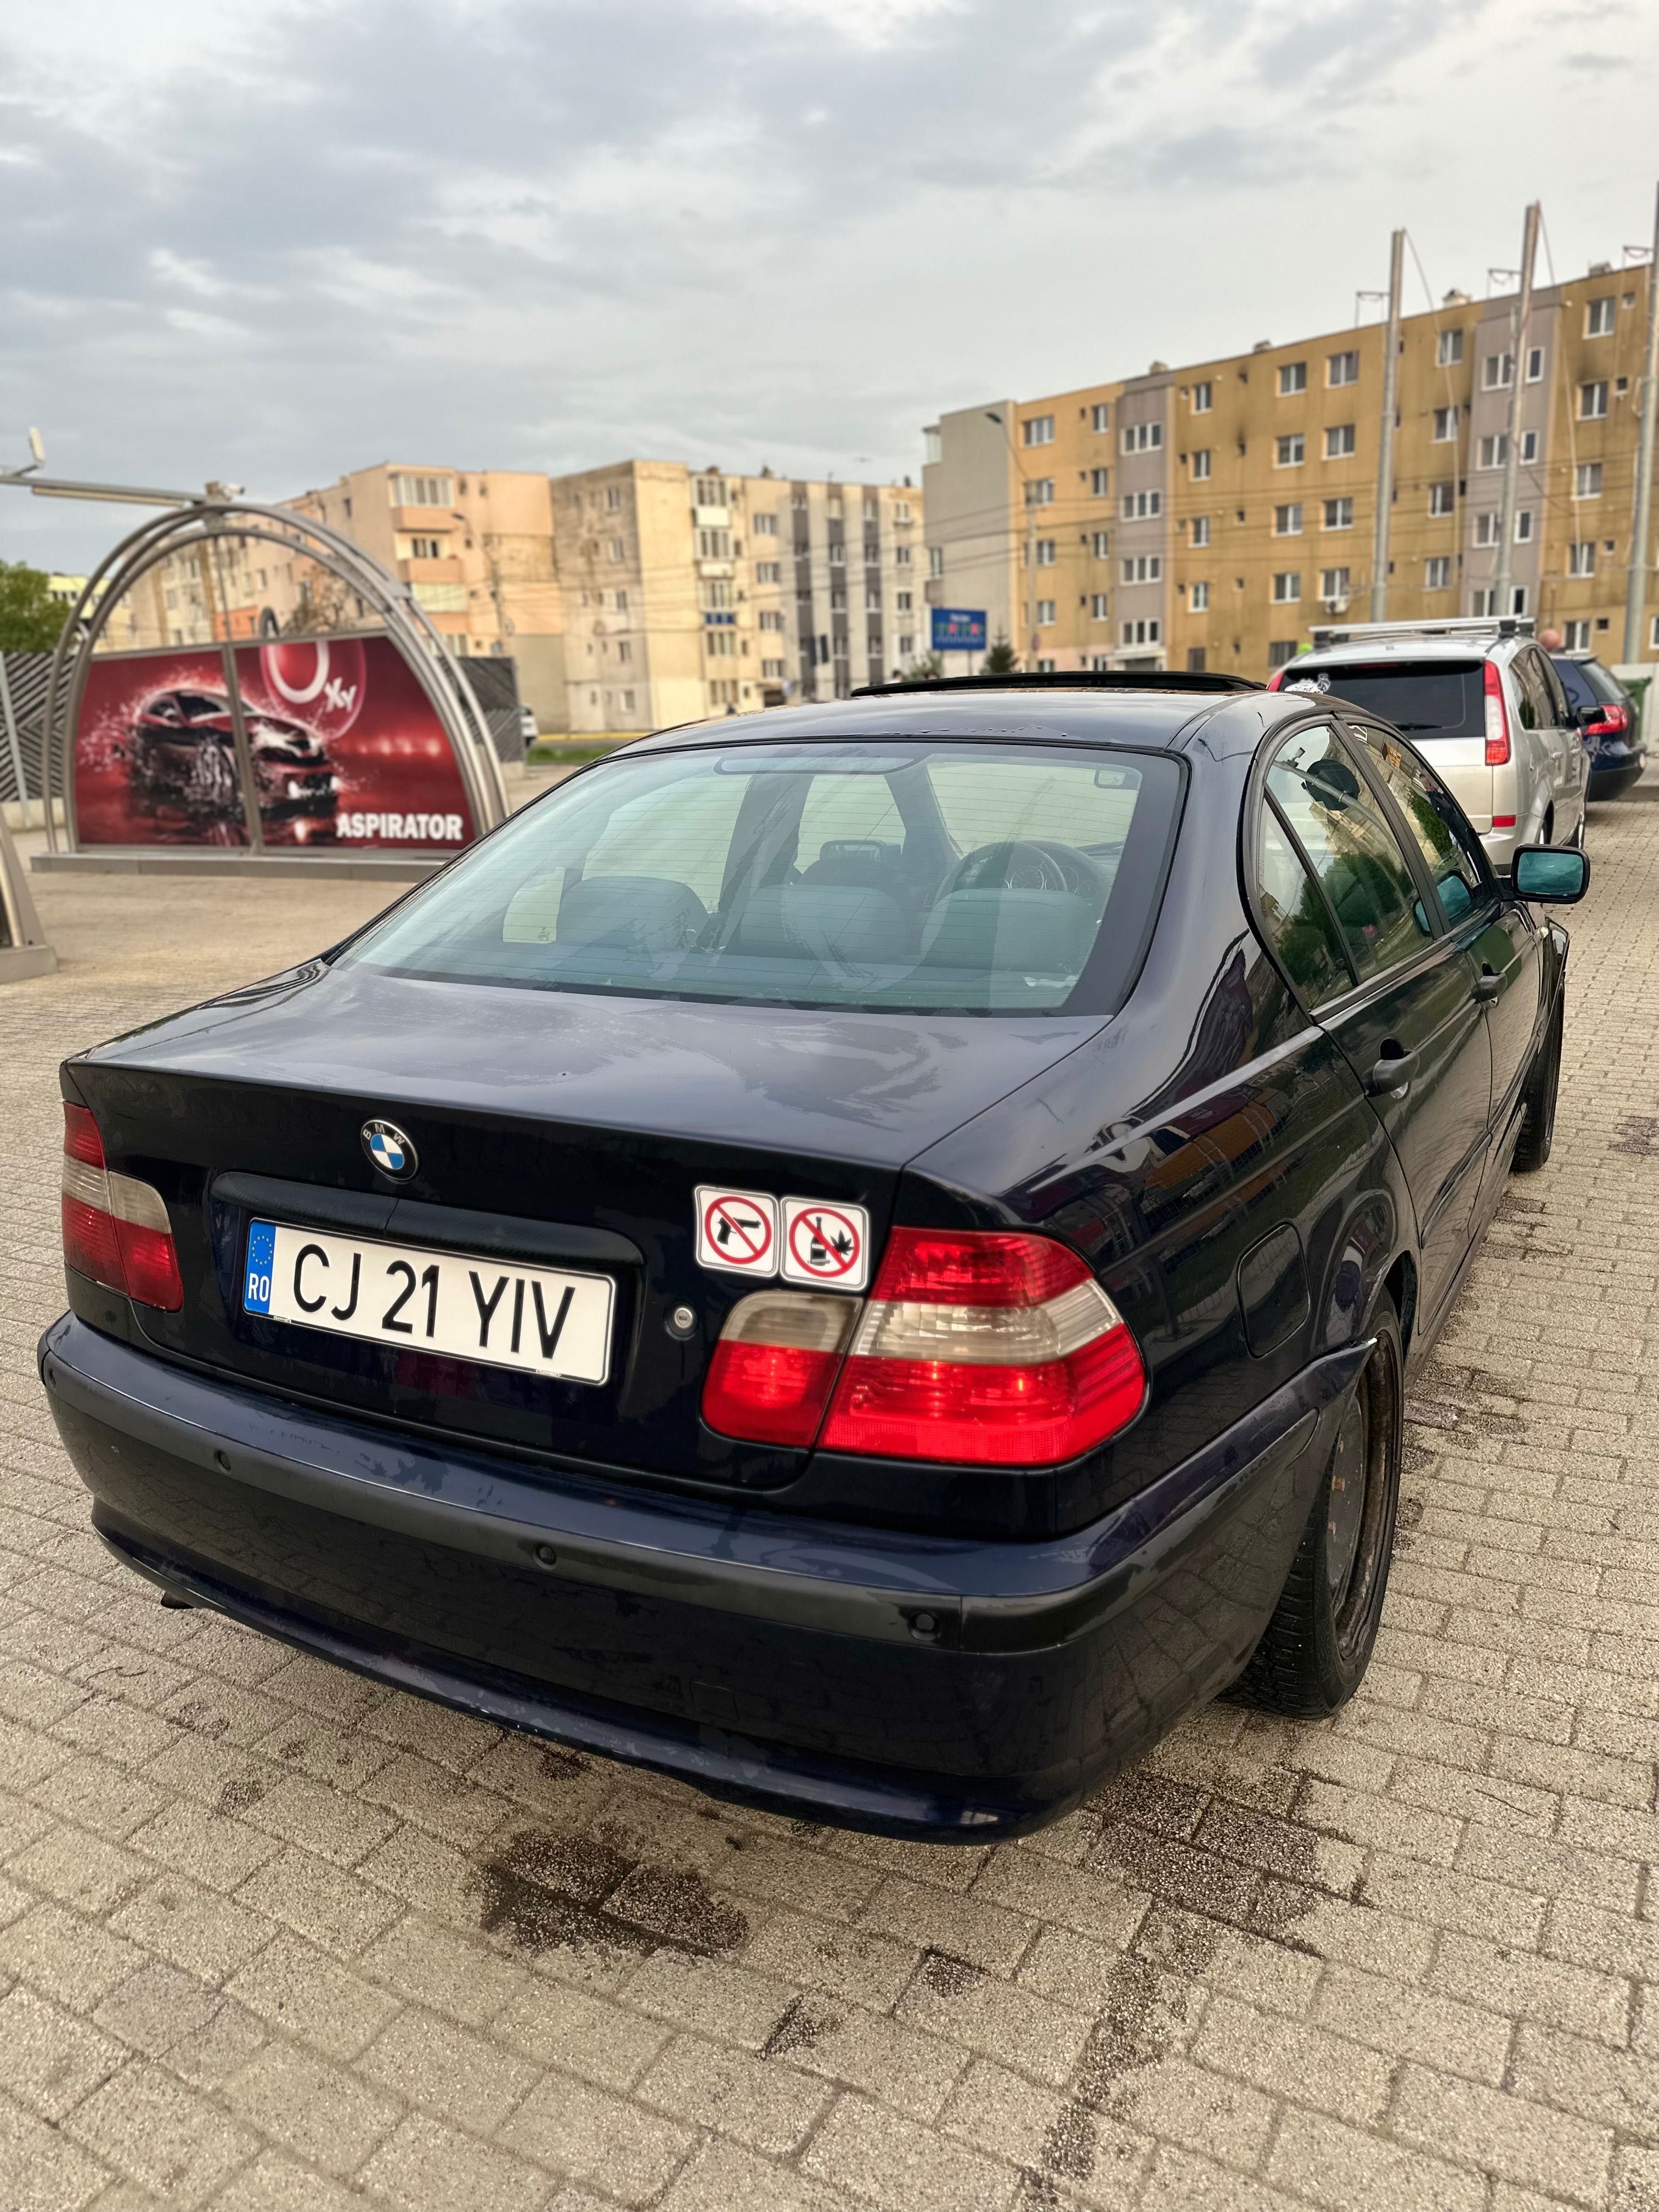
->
[[943, 839, 1104, 899]]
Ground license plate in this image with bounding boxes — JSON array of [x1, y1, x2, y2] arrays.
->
[[241, 1219, 614, 1385]]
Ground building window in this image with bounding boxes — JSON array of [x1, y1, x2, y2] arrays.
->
[[1273, 503, 1303, 535], [1436, 328, 1465, 367], [1321, 567, 1352, 600], [1091, 467, 1110, 495], [1432, 407, 1458, 442], [827, 542, 845, 566], [1520, 430, 1538, 462], [1272, 572, 1301, 603], [1267, 640, 1299, 668], [607, 538, 626, 562], [761, 658, 786, 679], [1525, 346, 1544, 383], [1091, 530, 1111, 557], [1586, 297, 1615, 337], [605, 484, 623, 511], [407, 535, 443, 560], [701, 578, 733, 610], [894, 545, 912, 567], [1121, 421, 1163, 453], [1328, 350, 1359, 387], [1090, 592, 1110, 618], [928, 546, 944, 578], [1187, 647, 1208, 673], [755, 560, 782, 584], [390, 473, 454, 507], [1033, 657, 1056, 673], [1026, 478, 1056, 505], [616, 640, 632, 663], [1191, 381, 1213, 414], [1475, 513, 1498, 547], [758, 608, 785, 631], [1568, 540, 1596, 577], [1323, 496, 1354, 531], [753, 512, 778, 536], [1120, 618, 1160, 646], [1279, 362, 1307, 396], [1424, 556, 1451, 590], [1190, 516, 1211, 548], [1034, 539, 1057, 566], [1482, 353, 1515, 391], [695, 475, 724, 506], [1476, 434, 1509, 470], [896, 590, 912, 611], [1324, 424, 1357, 460], [894, 500, 911, 523], [1036, 599, 1056, 626], [1581, 381, 1609, 420], [1561, 620, 1589, 650], [1091, 402, 1111, 431], [695, 528, 730, 558], [1190, 449, 1211, 481], [1120, 489, 1163, 520], [896, 635, 914, 658], [1190, 580, 1210, 611], [1575, 462, 1603, 499], [1515, 510, 1533, 543], [1428, 483, 1455, 517], [1276, 434, 1305, 467], [708, 679, 740, 706], [1023, 414, 1055, 446], [1121, 555, 1162, 583], [705, 631, 737, 658]]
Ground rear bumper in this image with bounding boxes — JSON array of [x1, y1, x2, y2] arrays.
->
[[38, 1314, 1363, 1838]]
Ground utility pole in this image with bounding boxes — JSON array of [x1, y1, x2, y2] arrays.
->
[[1370, 229, 1404, 622], [1623, 182, 1659, 665], [1494, 201, 1541, 618]]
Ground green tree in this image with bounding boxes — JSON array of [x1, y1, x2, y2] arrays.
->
[[0, 561, 67, 652], [903, 652, 943, 681], [981, 637, 1019, 676]]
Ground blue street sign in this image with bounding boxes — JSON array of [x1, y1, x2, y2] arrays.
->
[[932, 608, 988, 653]]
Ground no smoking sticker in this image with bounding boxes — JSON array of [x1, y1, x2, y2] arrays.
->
[[695, 1187, 779, 1276], [781, 1198, 870, 1291]]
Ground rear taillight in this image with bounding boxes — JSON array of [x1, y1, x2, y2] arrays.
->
[[819, 1229, 1146, 1466], [1484, 661, 1511, 766], [1265, 668, 1288, 691], [702, 1290, 860, 1447], [1584, 701, 1629, 738], [61, 1103, 183, 1311]]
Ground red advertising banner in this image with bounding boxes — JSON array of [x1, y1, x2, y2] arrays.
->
[[72, 635, 476, 851]]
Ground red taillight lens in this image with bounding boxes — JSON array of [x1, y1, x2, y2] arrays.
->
[[60, 1104, 183, 1311], [1266, 668, 1287, 691], [702, 1290, 860, 1447], [820, 1229, 1146, 1467], [1584, 702, 1627, 737], [1484, 661, 1511, 766]]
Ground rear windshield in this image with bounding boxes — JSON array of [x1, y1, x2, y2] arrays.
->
[[346, 740, 1183, 1014], [1291, 660, 1486, 740], [1553, 655, 1624, 708]]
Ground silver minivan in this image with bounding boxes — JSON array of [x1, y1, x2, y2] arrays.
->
[[1271, 616, 1588, 876]]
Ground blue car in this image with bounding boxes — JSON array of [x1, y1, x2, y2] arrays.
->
[[1550, 650, 1647, 799], [40, 674, 1588, 1838]]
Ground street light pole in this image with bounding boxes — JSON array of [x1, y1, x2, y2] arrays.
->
[[1494, 201, 1541, 619], [1623, 183, 1659, 665], [1370, 228, 1404, 623]]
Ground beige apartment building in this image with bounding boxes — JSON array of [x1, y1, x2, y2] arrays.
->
[[924, 248, 1658, 681], [551, 461, 924, 733]]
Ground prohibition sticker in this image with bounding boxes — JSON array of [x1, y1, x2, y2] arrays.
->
[[781, 1198, 870, 1291], [695, 1187, 779, 1276]]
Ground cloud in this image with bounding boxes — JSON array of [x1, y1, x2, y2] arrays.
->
[[1, 0, 1656, 572]]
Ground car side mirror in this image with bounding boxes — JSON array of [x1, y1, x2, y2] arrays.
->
[[1510, 846, 1590, 903]]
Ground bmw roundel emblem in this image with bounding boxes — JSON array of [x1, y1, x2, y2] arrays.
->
[[362, 1119, 417, 1180]]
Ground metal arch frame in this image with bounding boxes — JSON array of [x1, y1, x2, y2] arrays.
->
[[43, 500, 509, 853]]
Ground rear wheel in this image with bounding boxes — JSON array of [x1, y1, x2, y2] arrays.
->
[[1512, 992, 1563, 1173], [1234, 1295, 1403, 1717]]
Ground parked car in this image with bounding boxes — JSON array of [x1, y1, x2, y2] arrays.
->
[[42, 671, 1588, 1838], [1548, 650, 1647, 800], [125, 689, 338, 827], [1271, 616, 1587, 873]]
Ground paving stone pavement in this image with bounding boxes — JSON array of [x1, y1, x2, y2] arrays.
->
[[1, 793, 1657, 2212]]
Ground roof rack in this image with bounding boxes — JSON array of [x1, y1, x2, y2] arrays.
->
[[851, 670, 1260, 698], [1308, 615, 1534, 648]]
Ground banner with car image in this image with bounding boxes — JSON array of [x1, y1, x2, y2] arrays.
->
[[72, 634, 476, 851]]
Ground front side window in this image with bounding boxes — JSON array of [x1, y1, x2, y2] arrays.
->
[[1265, 726, 1432, 982], [349, 745, 1183, 1017], [1347, 725, 1494, 926]]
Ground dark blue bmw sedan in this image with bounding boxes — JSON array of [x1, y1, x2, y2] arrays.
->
[[40, 674, 1588, 1838]]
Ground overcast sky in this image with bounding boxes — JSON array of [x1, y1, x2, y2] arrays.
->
[[3, 0, 1656, 572]]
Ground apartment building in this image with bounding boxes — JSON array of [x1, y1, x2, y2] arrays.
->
[[924, 249, 1658, 680], [551, 461, 923, 733]]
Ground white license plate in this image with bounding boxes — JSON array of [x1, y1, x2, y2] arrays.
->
[[241, 1218, 614, 1385]]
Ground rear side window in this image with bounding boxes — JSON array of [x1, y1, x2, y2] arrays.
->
[[347, 740, 1183, 1015], [1256, 808, 1351, 1006], [1550, 656, 1596, 713], [1297, 661, 1485, 740], [1266, 726, 1434, 982]]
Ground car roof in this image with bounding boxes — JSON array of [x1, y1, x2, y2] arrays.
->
[[1293, 636, 1514, 667], [617, 685, 1306, 760]]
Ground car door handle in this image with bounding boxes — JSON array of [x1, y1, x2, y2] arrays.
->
[[1470, 969, 1502, 1003], [1365, 1048, 1419, 1095]]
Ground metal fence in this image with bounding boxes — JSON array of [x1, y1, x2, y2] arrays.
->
[[0, 651, 49, 814], [456, 653, 526, 765]]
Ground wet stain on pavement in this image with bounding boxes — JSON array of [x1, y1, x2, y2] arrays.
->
[[471, 1825, 747, 1960]]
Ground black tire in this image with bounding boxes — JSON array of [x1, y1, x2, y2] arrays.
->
[[1511, 992, 1563, 1174], [1234, 1294, 1403, 1718]]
